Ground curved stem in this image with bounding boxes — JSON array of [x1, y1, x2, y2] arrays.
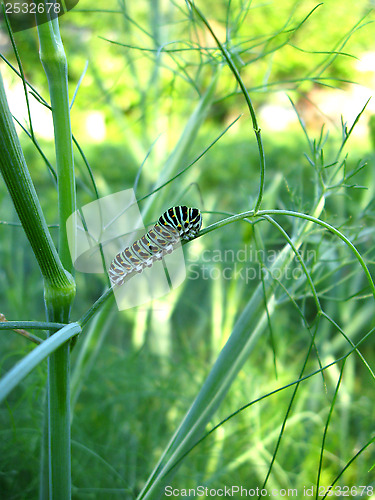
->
[[0, 71, 73, 293], [198, 207, 375, 300], [186, 0, 265, 213], [78, 287, 114, 328]]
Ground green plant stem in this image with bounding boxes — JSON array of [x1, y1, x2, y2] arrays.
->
[[36, 10, 76, 500], [0, 55, 75, 497], [137, 115, 242, 205], [0, 323, 81, 403], [168, 326, 375, 475], [316, 361, 346, 498], [0, 72, 73, 295], [78, 286, 115, 328], [3, 330, 43, 345], [37, 11, 75, 274], [47, 343, 70, 499], [198, 207, 375, 298], [0, 321, 67, 330], [142, 69, 220, 218], [1, 3, 35, 140], [321, 436, 375, 500], [39, 394, 49, 500], [187, 0, 266, 213]]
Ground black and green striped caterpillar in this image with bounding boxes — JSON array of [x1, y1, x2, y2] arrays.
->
[[108, 206, 202, 286]]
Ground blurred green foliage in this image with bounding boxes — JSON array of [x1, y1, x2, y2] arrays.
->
[[0, 0, 375, 498]]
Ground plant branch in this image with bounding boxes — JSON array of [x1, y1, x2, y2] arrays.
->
[[0, 323, 81, 403], [37, 8, 76, 274], [0, 71, 74, 297]]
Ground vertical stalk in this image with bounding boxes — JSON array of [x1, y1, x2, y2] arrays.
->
[[0, 61, 76, 498], [39, 394, 49, 500], [37, 9, 75, 274], [47, 341, 71, 500], [36, 5, 76, 499]]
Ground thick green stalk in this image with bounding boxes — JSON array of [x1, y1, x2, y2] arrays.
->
[[0, 59, 75, 497], [37, 12, 75, 274], [47, 342, 71, 500], [36, 9, 76, 500], [0, 72, 73, 297]]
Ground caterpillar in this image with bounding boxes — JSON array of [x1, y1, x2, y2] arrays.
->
[[108, 206, 202, 286]]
